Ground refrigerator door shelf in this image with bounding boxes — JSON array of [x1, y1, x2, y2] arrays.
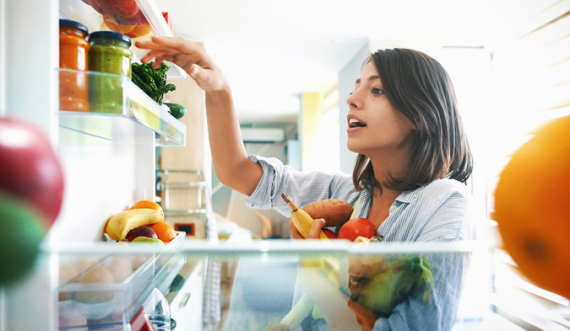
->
[[58, 69, 186, 146], [59, 0, 186, 79], [57, 232, 186, 330]]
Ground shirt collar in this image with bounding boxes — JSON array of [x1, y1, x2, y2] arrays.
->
[[395, 188, 420, 203], [361, 184, 422, 205]]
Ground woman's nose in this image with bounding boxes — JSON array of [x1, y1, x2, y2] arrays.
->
[[347, 91, 360, 109]]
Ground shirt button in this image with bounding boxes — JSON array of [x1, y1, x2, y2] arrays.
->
[[389, 206, 397, 213]]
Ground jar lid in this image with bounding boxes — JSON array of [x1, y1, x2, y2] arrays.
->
[[88, 31, 132, 46], [59, 19, 88, 34]]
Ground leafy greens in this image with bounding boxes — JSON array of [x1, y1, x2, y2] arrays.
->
[[131, 62, 176, 105]]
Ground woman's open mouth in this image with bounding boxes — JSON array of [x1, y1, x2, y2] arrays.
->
[[347, 116, 367, 132], [349, 118, 367, 128]]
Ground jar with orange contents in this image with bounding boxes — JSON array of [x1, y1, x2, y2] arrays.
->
[[59, 19, 90, 112]]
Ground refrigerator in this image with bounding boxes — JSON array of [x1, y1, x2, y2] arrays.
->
[[0, 0, 208, 329], [1, 0, 568, 330]]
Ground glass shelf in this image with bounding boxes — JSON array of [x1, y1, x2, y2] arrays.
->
[[49, 240, 499, 330], [59, 0, 187, 79], [58, 69, 186, 146], [57, 232, 185, 330]]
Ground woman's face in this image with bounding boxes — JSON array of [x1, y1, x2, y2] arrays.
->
[[346, 62, 415, 156]]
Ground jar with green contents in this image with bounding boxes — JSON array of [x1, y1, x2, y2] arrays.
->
[[88, 31, 132, 113]]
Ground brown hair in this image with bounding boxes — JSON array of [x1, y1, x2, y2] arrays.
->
[[353, 48, 473, 193]]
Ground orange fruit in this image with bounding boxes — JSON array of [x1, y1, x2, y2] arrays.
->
[[125, 24, 153, 39], [131, 199, 163, 212], [103, 16, 135, 34], [147, 222, 177, 243], [130, 200, 164, 222], [494, 115, 570, 299]]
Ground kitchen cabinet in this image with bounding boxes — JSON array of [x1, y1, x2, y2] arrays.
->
[[167, 258, 205, 331], [159, 75, 211, 241]]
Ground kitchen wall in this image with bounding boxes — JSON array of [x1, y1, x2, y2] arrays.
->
[[338, 42, 369, 173], [300, 81, 341, 173], [211, 122, 297, 238]]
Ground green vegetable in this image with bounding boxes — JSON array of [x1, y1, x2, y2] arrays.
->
[[353, 254, 434, 317], [0, 192, 45, 285], [131, 62, 176, 105], [169, 274, 186, 293], [164, 102, 187, 120]]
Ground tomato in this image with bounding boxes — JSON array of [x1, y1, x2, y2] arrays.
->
[[337, 218, 377, 242], [322, 228, 337, 239]]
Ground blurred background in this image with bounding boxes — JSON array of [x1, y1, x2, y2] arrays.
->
[[150, 0, 568, 240]]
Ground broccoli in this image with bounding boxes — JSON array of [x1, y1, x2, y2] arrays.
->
[[131, 62, 176, 105]]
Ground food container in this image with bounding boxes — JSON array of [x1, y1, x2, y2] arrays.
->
[[58, 233, 185, 330], [59, 19, 90, 112], [87, 31, 132, 113]]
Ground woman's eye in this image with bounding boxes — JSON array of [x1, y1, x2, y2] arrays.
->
[[349, 92, 354, 96], [372, 88, 384, 95]]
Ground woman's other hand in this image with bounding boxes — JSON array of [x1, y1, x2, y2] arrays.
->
[[289, 218, 326, 239], [135, 36, 228, 92], [347, 299, 379, 331]]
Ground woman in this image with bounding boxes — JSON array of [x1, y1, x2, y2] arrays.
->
[[136, 37, 474, 331]]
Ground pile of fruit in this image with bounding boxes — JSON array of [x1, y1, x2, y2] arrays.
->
[[58, 200, 178, 326], [282, 193, 379, 241], [104, 200, 177, 245]]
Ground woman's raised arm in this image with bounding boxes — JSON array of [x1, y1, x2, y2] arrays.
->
[[135, 37, 263, 196]]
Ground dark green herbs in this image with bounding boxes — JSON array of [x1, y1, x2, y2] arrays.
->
[[131, 62, 176, 105]]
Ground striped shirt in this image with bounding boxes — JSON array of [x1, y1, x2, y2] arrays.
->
[[245, 155, 476, 331]]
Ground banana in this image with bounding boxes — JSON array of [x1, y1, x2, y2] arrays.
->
[[105, 208, 164, 241], [282, 193, 328, 240]]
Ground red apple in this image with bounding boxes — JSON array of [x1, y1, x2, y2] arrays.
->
[[0, 117, 64, 228], [322, 228, 337, 239], [125, 226, 157, 242]]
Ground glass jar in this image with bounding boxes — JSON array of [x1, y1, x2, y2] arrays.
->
[[87, 31, 132, 113], [59, 19, 90, 112]]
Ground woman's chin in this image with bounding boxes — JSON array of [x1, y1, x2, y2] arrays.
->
[[346, 142, 363, 154]]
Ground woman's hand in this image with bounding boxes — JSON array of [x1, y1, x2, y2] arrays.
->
[[135, 36, 228, 92], [289, 218, 326, 239], [347, 299, 379, 331]]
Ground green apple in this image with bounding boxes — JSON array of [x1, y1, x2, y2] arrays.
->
[[0, 192, 45, 285], [131, 237, 165, 247]]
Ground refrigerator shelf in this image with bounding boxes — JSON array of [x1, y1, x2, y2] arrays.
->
[[57, 232, 186, 330], [58, 69, 186, 146], [59, 0, 186, 79]]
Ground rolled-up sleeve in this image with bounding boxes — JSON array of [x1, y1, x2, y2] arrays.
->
[[244, 155, 354, 218]]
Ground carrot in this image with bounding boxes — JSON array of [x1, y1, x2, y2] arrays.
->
[[302, 199, 353, 227]]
